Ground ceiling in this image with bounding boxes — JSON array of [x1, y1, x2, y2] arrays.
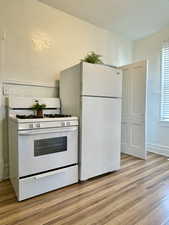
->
[[39, 0, 169, 40]]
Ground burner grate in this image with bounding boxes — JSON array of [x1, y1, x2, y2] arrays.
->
[[16, 114, 72, 119], [44, 114, 71, 118]]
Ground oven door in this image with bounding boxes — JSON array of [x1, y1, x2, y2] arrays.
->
[[18, 126, 78, 177]]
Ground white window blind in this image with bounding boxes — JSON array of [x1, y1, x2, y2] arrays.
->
[[161, 41, 169, 121]]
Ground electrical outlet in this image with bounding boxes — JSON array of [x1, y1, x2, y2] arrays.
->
[[1, 31, 6, 41], [3, 86, 9, 96]]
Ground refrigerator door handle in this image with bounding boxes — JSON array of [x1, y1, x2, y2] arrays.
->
[[81, 95, 121, 99]]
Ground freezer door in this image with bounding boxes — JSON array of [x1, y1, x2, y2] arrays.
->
[[80, 96, 121, 181], [82, 62, 122, 97]]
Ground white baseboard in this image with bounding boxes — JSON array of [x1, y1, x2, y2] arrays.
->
[[147, 144, 169, 157], [121, 143, 146, 159]]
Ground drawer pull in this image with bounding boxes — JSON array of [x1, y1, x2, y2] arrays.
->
[[33, 170, 65, 180]]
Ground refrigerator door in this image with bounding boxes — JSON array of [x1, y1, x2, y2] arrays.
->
[[80, 96, 121, 181], [82, 62, 122, 98]]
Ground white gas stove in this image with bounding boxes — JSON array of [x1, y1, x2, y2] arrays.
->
[[8, 97, 79, 201]]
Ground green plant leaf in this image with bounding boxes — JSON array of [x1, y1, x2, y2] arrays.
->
[[30, 100, 46, 111], [81, 51, 103, 64]]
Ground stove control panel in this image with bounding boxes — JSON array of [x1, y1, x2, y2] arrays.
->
[[17, 118, 78, 130]]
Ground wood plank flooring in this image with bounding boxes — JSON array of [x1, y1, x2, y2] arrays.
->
[[1, 153, 169, 225]]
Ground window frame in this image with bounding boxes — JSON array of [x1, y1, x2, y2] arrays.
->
[[160, 41, 169, 122]]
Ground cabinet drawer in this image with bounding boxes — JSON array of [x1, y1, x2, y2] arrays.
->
[[18, 165, 78, 201]]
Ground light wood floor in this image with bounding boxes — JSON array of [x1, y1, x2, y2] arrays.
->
[[1, 153, 169, 225]]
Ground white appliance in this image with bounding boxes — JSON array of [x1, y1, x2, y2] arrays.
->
[[8, 97, 78, 201], [60, 62, 122, 181]]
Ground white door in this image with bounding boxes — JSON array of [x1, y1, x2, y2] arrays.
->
[[80, 96, 121, 181], [82, 62, 122, 97], [121, 61, 147, 159]]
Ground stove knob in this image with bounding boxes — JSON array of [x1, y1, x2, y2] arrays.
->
[[29, 124, 34, 129], [61, 122, 66, 127], [36, 123, 41, 128], [66, 122, 70, 126]]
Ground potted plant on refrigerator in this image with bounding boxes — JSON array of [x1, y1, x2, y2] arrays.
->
[[81, 52, 103, 64], [31, 100, 46, 118]]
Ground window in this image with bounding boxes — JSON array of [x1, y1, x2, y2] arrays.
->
[[161, 41, 169, 121], [34, 136, 67, 157]]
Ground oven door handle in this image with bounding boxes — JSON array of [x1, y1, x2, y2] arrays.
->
[[33, 170, 66, 180], [18, 127, 77, 136]]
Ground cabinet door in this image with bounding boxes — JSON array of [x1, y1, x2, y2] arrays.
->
[[121, 61, 147, 159], [82, 62, 122, 98]]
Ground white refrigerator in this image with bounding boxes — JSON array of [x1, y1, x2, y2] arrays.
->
[[60, 62, 122, 181]]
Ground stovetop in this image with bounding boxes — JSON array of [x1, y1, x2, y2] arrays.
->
[[16, 114, 72, 119]]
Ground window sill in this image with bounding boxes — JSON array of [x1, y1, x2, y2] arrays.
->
[[159, 120, 169, 127]]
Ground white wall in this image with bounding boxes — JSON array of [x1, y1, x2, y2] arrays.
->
[[0, 0, 133, 84], [134, 27, 169, 157], [0, 0, 133, 180]]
